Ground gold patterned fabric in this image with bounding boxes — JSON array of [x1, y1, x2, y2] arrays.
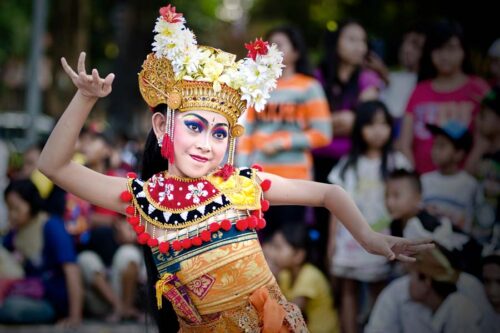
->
[[177, 283, 308, 333], [127, 168, 309, 332]]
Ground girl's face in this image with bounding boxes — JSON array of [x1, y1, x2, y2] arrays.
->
[[361, 110, 391, 150], [267, 231, 296, 270], [431, 36, 464, 76], [169, 110, 229, 178], [270, 32, 298, 68], [337, 23, 368, 66], [6, 192, 31, 229], [82, 136, 110, 166], [399, 31, 425, 71]]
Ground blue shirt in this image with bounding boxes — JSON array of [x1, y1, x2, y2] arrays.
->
[[4, 215, 76, 317]]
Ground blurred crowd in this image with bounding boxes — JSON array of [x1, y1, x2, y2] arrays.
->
[[0, 17, 499, 333]]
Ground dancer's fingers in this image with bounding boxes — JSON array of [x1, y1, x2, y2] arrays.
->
[[407, 243, 435, 253], [60, 57, 78, 80], [92, 68, 100, 84], [77, 52, 87, 74], [396, 254, 417, 263], [103, 73, 115, 91]]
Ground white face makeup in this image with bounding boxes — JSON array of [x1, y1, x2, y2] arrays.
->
[[167, 110, 229, 178]]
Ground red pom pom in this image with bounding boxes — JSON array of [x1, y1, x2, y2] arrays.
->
[[201, 230, 212, 242], [125, 205, 135, 215], [127, 172, 137, 178], [181, 238, 192, 250], [192, 236, 202, 246], [248, 216, 258, 229], [137, 232, 150, 245], [120, 191, 133, 202], [251, 164, 263, 171], [134, 225, 145, 234], [257, 218, 267, 230], [221, 219, 232, 231], [209, 222, 221, 233], [172, 240, 182, 251], [147, 238, 159, 247], [261, 199, 270, 212], [159, 242, 170, 253], [127, 216, 140, 226], [236, 219, 249, 231], [260, 179, 272, 192]]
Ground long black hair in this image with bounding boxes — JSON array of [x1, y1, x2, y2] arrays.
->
[[266, 25, 313, 77], [140, 104, 169, 180], [5, 179, 43, 217], [340, 100, 395, 181], [418, 19, 473, 82], [319, 19, 367, 110], [139, 104, 179, 332]]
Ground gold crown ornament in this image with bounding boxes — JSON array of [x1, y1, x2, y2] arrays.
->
[[138, 4, 283, 166], [138, 4, 283, 133]]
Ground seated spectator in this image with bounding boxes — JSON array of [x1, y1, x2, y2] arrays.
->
[[466, 87, 500, 248], [266, 222, 339, 333], [365, 245, 495, 333], [386, 169, 482, 277], [0, 179, 82, 326], [71, 128, 143, 322], [482, 254, 500, 322], [421, 121, 480, 232], [17, 141, 66, 218]]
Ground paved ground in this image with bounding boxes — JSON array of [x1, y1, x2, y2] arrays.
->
[[0, 320, 160, 333]]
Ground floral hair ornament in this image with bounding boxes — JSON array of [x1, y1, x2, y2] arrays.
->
[[138, 4, 283, 166]]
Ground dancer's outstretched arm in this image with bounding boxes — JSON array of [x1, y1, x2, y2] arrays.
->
[[260, 172, 434, 262], [38, 52, 127, 213]]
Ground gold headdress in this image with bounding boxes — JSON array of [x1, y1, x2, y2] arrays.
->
[[138, 4, 283, 164]]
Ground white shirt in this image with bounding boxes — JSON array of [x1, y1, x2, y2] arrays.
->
[[380, 71, 417, 118], [365, 273, 498, 333], [421, 170, 480, 232], [328, 153, 411, 267]]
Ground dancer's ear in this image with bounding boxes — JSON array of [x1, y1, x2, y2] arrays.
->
[[152, 112, 167, 140]]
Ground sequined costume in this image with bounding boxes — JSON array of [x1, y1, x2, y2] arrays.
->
[[122, 167, 308, 332]]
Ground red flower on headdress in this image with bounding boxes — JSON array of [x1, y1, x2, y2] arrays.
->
[[159, 4, 183, 23], [245, 38, 269, 60]]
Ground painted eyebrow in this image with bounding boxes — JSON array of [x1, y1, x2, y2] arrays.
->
[[182, 113, 228, 128]]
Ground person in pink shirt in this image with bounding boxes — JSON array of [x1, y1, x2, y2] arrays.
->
[[399, 20, 490, 174]]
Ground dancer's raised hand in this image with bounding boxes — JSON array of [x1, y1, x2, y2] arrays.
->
[[363, 232, 435, 262], [61, 51, 115, 98]]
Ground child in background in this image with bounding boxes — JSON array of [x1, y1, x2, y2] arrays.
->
[[327, 100, 411, 333], [76, 130, 144, 322], [266, 222, 339, 333], [399, 20, 490, 174], [0, 179, 82, 326], [386, 169, 482, 277], [482, 254, 500, 321], [466, 87, 500, 248], [421, 121, 479, 232], [236, 25, 331, 238]]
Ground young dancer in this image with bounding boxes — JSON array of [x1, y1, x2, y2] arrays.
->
[[38, 4, 432, 332]]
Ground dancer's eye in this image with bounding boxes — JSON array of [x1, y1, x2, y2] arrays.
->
[[184, 120, 204, 133], [212, 127, 228, 140]]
